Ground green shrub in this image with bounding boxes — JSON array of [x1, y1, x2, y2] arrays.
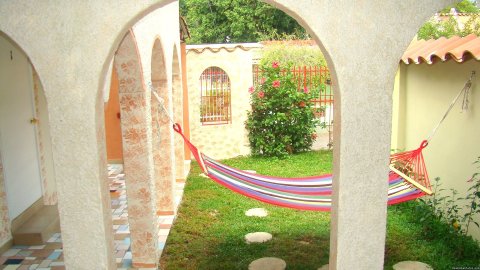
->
[[259, 42, 326, 67], [417, 13, 480, 40], [412, 171, 480, 261], [463, 156, 480, 234], [245, 61, 319, 158]]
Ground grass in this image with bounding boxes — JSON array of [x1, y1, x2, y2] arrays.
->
[[160, 150, 480, 270]]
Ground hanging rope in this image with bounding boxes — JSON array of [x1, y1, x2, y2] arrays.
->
[[150, 85, 176, 126], [426, 71, 475, 143]]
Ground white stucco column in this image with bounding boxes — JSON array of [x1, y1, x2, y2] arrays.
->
[[265, 1, 454, 269]]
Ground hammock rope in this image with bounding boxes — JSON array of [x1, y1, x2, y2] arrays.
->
[[426, 70, 475, 143]]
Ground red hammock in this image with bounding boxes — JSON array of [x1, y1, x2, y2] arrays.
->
[[173, 123, 432, 211]]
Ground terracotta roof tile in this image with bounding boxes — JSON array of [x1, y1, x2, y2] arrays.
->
[[401, 34, 480, 65]]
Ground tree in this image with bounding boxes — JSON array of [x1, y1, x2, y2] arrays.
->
[[417, 13, 480, 40], [417, 1, 480, 40], [181, 0, 307, 44], [441, 0, 479, 13], [259, 41, 327, 67]]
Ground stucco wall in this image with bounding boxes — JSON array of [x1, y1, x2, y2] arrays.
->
[[393, 60, 480, 240], [0, 35, 43, 219], [186, 46, 257, 159], [33, 69, 57, 205], [0, 152, 11, 248]]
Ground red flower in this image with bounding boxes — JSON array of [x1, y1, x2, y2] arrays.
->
[[303, 87, 309, 94], [248, 86, 254, 94], [272, 61, 279, 68], [299, 101, 306, 107], [272, 80, 280, 88], [311, 133, 318, 140], [258, 91, 265, 98], [260, 77, 266, 84]]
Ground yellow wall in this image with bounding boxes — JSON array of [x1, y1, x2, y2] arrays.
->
[[393, 60, 480, 239]]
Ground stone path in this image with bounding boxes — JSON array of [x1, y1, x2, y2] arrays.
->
[[245, 208, 268, 217], [245, 205, 283, 269], [248, 257, 286, 270], [245, 232, 272, 244], [393, 261, 433, 270]]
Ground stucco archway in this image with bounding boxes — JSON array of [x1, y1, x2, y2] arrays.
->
[[0, 1, 455, 269], [0, 31, 60, 248]]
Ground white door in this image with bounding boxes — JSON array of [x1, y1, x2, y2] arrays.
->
[[0, 35, 43, 219]]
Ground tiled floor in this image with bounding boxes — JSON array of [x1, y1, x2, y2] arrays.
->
[[0, 234, 63, 270], [0, 164, 185, 270]]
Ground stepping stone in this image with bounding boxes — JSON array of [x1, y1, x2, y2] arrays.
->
[[248, 257, 286, 270], [318, 264, 329, 270], [393, 261, 433, 270], [245, 232, 272, 244], [245, 170, 257, 174], [245, 208, 268, 217]]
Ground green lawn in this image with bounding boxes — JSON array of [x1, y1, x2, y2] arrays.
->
[[160, 150, 480, 270]]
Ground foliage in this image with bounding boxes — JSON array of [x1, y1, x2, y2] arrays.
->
[[417, 2, 480, 40], [413, 157, 480, 241], [386, 201, 480, 269], [441, 0, 480, 13], [180, 0, 307, 44], [415, 178, 464, 238], [245, 62, 319, 158], [417, 16, 462, 40], [259, 42, 327, 67], [463, 156, 480, 233], [417, 14, 480, 40], [460, 13, 480, 36]]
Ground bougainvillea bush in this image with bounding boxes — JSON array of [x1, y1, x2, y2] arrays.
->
[[245, 62, 319, 158]]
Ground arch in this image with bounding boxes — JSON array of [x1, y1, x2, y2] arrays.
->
[[0, 31, 43, 237], [151, 38, 176, 215], [172, 45, 186, 181], [113, 30, 158, 268], [199, 66, 232, 124], [97, 0, 177, 102]]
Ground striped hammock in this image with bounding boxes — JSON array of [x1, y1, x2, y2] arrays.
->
[[173, 124, 433, 211]]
